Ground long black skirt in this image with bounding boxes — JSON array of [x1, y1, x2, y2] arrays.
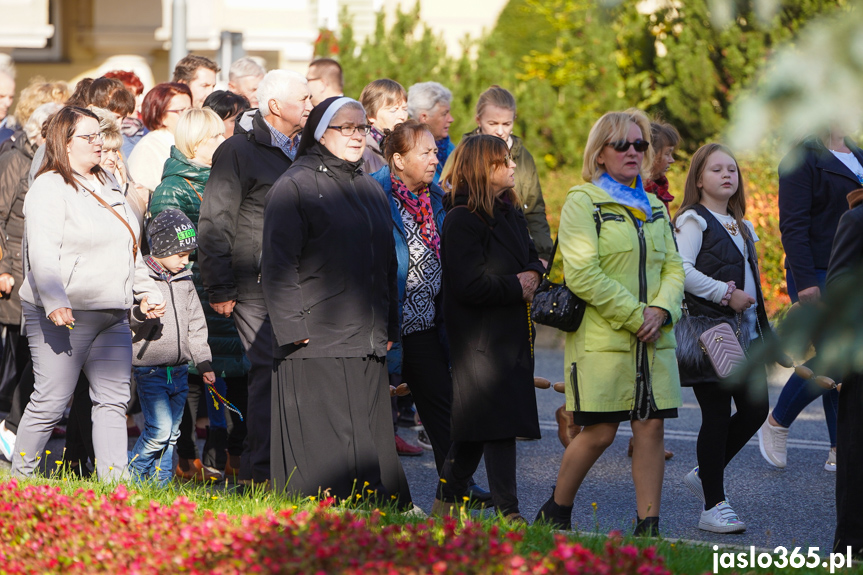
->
[[271, 356, 412, 509]]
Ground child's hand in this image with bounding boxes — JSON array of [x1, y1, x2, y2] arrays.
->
[[140, 296, 167, 319], [203, 371, 216, 385]]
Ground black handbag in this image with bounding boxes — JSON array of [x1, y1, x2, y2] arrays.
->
[[531, 205, 604, 331], [530, 237, 586, 331]]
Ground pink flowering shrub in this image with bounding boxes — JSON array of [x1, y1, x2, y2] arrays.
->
[[0, 480, 672, 574]]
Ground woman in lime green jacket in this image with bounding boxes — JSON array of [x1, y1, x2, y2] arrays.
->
[[536, 109, 684, 536]]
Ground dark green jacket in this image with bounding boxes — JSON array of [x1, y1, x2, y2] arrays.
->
[[444, 132, 553, 261], [150, 146, 249, 378]]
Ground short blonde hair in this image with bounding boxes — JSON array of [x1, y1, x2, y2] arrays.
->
[[174, 108, 224, 159], [88, 105, 123, 150], [582, 108, 653, 183]]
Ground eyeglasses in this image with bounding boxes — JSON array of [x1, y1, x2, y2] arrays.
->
[[306, 77, 322, 82], [607, 139, 650, 153], [75, 133, 103, 144], [327, 124, 372, 136], [166, 108, 190, 115]]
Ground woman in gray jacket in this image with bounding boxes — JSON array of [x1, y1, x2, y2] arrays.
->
[[11, 106, 163, 482]]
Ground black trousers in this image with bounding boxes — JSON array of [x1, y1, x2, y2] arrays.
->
[[438, 438, 518, 516], [232, 300, 273, 483], [401, 328, 453, 473], [0, 325, 30, 411], [834, 374, 863, 558], [692, 373, 768, 509]]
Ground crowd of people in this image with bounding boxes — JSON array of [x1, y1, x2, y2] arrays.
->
[[0, 52, 859, 555]]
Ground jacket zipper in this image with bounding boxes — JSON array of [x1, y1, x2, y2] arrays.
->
[[64, 256, 81, 289], [625, 210, 649, 406], [350, 177, 378, 355], [168, 281, 182, 365]]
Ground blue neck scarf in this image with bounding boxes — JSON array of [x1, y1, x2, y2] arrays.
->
[[593, 172, 652, 223], [435, 136, 451, 168]]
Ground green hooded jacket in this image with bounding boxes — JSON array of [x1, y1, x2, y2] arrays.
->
[[150, 146, 250, 378], [558, 183, 684, 413]]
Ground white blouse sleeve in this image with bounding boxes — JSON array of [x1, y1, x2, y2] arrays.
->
[[674, 212, 730, 303]]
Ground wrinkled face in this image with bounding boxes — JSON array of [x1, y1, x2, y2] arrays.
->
[[187, 68, 217, 108], [100, 147, 120, 172], [319, 107, 368, 163], [193, 133, 226, 166], [477, 105, 515, 143], [370, 99, 408, 133], [67, 116, 103, 175], [162, 93, 192, 134], [652, 145, 675, 177], [269, 85, 313, 136], [157, 250, 192, 274], [419, 102, 453, 141], [697, 150, 739, 203], [490, 155, 517, 195], [230, 75, 263, 108], [393, 130, 438, 189], [0, 73, 14, 122], [597, 122, 645, 185]]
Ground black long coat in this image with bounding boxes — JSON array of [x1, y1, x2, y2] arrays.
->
[[441, 195, 544, 442]]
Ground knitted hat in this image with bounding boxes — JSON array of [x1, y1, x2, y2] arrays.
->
[[148, 209, 198, 258]]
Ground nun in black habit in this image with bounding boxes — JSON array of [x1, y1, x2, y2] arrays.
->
[[261, 97, 411, 508]]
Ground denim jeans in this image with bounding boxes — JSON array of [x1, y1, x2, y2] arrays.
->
[[773, 269, 839, 446], [128, 365, 189, 485]]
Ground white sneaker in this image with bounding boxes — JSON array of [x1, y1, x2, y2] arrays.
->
[[757, 419, 788, 468], [684, 467, 705, 503], [0, 420, 16, 461], [699, 501, 746, 533], [825, 448, 837, 472]]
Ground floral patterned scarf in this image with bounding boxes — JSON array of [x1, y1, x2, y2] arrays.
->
[[370, 126, 386, 146], [391, 174, 440, 258]]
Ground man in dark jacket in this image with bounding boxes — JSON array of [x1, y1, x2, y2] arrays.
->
[[198, 69, 312, 485]]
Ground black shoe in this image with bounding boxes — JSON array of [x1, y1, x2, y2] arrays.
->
[[534, 487, 573, 530], [633, 515, 660, 537], [467, 483, 493, 506]]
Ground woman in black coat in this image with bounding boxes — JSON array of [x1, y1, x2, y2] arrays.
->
[[262, 97, 411, 508], [432, 134, 544, 521]]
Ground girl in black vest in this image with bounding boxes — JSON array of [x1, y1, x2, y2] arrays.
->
[[672, 143, 771, 534]]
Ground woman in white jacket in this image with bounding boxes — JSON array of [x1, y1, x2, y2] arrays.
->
[[11, 106, 163, 481]]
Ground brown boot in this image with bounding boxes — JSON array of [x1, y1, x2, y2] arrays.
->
[[555, 405, 581, 448], [224, 453, 241, 483]]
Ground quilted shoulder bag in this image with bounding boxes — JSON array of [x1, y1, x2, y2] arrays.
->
[[698, 313, 745, 378], [531, 205, 602, 332]]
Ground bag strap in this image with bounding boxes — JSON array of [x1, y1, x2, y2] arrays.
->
[[90, 190, 139, 259], [182, 177, 203, 202], [545, 202, 603, 279]]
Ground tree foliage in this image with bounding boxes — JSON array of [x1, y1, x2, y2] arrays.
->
[[315, 0, 844, 170]]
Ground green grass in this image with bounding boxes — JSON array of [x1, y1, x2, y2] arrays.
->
[[2, 467, 859, 575]]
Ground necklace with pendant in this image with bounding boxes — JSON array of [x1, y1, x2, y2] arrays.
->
[[723, 220, 739, 236]]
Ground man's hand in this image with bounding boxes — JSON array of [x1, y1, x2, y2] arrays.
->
[[202, 371, 216, 385], [797, 285, 821, 305], [140, 296, 166, 319], [212, 300, 236, 318], [0, 273, 14, 295], [293, 339, 310, 346], [635, 306, 667, 343]]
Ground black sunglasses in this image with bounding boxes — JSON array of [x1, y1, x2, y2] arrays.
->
[[607, 139, 650, 153]]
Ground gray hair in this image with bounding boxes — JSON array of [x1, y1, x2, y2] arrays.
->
[[256, 69, 307, 117], [0, 54, 15, 79], [407, 82, 452, 119], [24, 102, 63, 143], [229, 57, 266, 82]]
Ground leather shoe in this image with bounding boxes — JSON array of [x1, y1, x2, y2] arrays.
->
[[467, 483, 493, 505]]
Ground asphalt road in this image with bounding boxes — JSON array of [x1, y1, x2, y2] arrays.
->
[[0, 342, 837, 551], [399, 345, 837, 551]]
